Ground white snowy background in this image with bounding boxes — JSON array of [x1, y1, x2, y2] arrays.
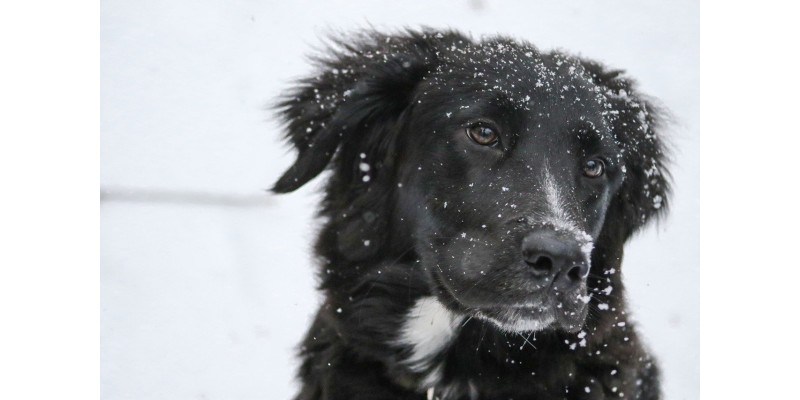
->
[[100, 1, 698, 399]]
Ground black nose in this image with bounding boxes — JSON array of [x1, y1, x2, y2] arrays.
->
[[522, 230, 589, 289]]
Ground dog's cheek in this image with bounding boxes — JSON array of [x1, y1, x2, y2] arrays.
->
[[435, 237, 516, 300]]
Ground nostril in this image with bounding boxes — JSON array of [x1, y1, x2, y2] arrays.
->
[[522, 230, 586, 281], [527, 254, 554, 274], [567, 263, 589, 282]]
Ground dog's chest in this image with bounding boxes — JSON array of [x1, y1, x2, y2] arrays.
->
[[396, 297, 465, 387], [395, 298, 511, 399]]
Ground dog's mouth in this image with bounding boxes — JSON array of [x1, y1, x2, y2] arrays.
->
[[431, 270, 589, 333], [472, 296, 589, 333], [472, 305, 557, 333]]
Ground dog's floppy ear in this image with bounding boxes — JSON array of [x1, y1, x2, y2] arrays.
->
[[581, 60, 672, 241], [272, 30, 453, 193]]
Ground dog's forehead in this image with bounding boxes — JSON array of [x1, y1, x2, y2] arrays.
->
[[430, 42, 602, 102], [424, 41, 614, 131]]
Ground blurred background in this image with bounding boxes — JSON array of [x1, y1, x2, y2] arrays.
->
[[101, 1, 698, 399]]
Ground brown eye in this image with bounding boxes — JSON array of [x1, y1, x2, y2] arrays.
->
[[466, 124, 499, 146], [583, 158, 605, 178]]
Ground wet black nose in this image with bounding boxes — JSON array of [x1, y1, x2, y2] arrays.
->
[[522, 230, 589, 289]]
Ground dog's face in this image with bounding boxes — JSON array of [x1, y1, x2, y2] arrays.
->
[[396, 50, 627, 332], [273, 31, 669, 335]]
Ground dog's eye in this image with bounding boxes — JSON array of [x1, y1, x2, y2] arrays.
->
[[466, 124, 499, 146], [583, 158, 605, 178]]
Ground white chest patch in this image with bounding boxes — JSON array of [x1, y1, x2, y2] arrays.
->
[[396, 296, 464, 377]]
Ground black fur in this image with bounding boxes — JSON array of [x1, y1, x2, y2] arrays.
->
[[273, 28, 670, 400]]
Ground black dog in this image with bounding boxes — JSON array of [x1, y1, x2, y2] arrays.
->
[[273, 28, 669, 400]]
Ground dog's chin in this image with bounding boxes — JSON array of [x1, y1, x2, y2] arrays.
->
[[473, 305, 588, 333], [474, 307, 556, 333]]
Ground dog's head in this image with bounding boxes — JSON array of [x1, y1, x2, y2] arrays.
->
[[273, 29, 669, 333]]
